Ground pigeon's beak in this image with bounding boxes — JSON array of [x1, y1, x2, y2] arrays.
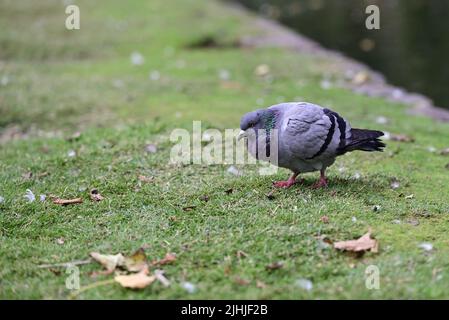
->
[[238, 130, 247, 141]]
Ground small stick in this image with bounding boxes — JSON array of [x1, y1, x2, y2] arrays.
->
[[38, 258, 92, 269]]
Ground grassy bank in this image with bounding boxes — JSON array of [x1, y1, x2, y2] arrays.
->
[[1, 0, 449, 299]]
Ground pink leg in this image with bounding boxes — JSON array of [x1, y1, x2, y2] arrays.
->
[[273, 172, 299, 188], [312, 169, 328, 189]]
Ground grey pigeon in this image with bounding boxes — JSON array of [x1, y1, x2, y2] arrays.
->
[[238, 102, 385, 188]]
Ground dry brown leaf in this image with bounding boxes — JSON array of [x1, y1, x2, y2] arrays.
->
[[236, 250, 248, 259], [390, 134, 415, 143], [182, 206, 196, 212], [90, 252, 125, 273], [124, 248, 148, 272], [138, 175, 153, 183], [440, 148, 449, 156], [234, 276, 250, 286], [256, 280, 267, 288], [52, 197, 83, 205], [265, 261, 283, 271], [334, 232, 378, 253], [114, 267, 156, 289], [152, 252, 176, 266], [90, 188, 104, 202], [320, 215, 329, 223]]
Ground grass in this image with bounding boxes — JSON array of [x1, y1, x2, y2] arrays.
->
[[1, 0, 449, 299]]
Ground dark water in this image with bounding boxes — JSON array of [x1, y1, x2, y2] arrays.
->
[[237, 0, 449, 109]]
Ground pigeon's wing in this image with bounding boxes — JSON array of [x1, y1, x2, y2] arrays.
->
[[277, 103, 351, 160]]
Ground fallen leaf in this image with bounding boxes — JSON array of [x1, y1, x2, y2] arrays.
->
[[236, 250, 248, 259], [256, 280, 267, 288], [220, 81, 242, 90], [22, 171, 33, 180], [52, 197, 83, 206], [390, 134, 415, 143], [90, 188, 104, 202], [56, 238, 65, 245], [405, 194, 414, 200], [265, 261, 283, 271], [254, 64, 270, 77], [67, 131, 81, 142], [406, 218, 420, 226], [124, 248, 148, 272], [152, 252, 176, 266], [90, 252, 125, 273], [320, 215, 329, 223], [182, 206, 196, 212], [114, 267, 156, 289], [440, 148, 449, 155], [138, 175, 153, 183], [334, 231, 378, 253], [234, 276, 250, 286]]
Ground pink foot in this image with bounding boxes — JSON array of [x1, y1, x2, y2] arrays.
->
[[273, 178, 296, 188], [312, 177, 328, 189]]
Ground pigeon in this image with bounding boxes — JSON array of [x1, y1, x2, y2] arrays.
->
[[238, 102, 385, 188]]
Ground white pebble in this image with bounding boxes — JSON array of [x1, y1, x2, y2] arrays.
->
[[295, 278, 313, 291], [149, 70, 160, 81], [130, 51, 144, 65], [181, 282, 197, 294], [227, 165, 241, 176], [218, 69, 231, 81], [418, 243, 433, 251], [67, 150, 76, 157]]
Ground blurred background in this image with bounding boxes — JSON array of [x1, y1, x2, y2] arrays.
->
[[237, 0, 449, 109]]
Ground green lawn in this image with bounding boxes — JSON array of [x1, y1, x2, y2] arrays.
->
[[1, 0, 449, 299]]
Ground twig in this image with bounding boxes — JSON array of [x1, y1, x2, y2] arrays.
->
[[38, 258, 92, 269]]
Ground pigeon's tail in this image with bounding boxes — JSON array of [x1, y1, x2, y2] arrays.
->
[[340, 128, 386, 154]]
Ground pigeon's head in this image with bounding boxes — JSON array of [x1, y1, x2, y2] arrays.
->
[[239, 109, 273, 140], [240, 109, 266, 131]]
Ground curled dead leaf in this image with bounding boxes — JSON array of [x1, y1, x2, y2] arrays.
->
[[334, 231, 378, 253], [114, 266, 156, 289], [90, 188, 104, 202], [152, 252, 176, 266], [440, 148, 449, 156], [265, 261, 283, 271], [90, 252, 125, 273], [320, 215, 329, 223], [124, 248, 148, 272], [138, 175, 154, 183], [234, 276, 250, 286]]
